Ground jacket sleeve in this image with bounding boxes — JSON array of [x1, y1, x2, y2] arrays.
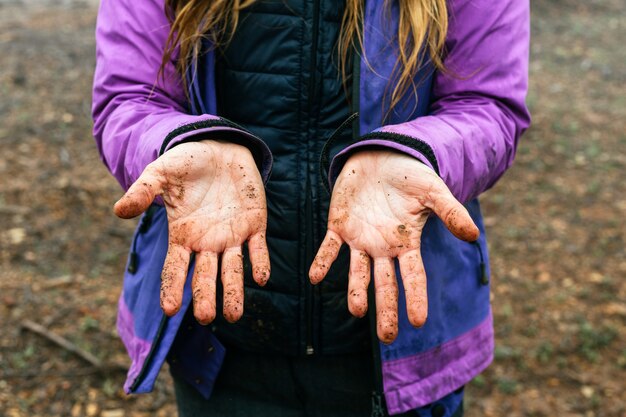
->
[[92, 0, 272, 191], [329, 0, 531, 203]]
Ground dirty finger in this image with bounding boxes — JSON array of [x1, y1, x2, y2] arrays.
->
[[398, 249, 428, 328], [248, 232, 271, 286], [347, 249, 370, 318], [429, 186, 479, 242], [114, 166, 163, 219], [161, 244, 191, 316], [374, 257, 399, 344], [192, 251, 218, 325], [309, 230, 343, 284], [221, 246, 244, 323]]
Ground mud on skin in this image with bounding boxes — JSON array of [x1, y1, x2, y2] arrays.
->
[[378, 309, 399, 344], [160, 248, 189, 315], [348, 251, 370, 317]]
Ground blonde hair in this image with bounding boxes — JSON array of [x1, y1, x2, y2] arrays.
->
[[162, 0, 448, 117]]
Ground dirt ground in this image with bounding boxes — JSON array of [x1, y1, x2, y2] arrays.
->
[[0, 0, 624, 416]]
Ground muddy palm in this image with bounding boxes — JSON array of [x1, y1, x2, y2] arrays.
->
[[114, 140, 270, 325], [310, 150, 479, 344]]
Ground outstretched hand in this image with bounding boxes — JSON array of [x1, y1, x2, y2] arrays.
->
[[309, 150, 479, 344], [114, 140, 270, 324]]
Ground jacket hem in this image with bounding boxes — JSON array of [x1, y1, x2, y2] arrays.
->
[[118, 293, 152, 394], [382, 311, 494, 414]]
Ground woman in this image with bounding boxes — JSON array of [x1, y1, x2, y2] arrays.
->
[[92, 0, 530, 415]]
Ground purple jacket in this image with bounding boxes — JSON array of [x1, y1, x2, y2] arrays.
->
[[92, 0, 530, 414]]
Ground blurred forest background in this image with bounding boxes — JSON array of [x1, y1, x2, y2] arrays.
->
[[0, 0, 624, 416]]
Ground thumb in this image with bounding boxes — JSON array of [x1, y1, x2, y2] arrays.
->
[[428, 184, 480, 242], [309, 230, 343, 284], [114, 167, 163, 219]]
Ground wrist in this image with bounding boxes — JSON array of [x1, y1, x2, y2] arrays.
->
[[199, 138, 254, 157], [342, 148, 426, 172]]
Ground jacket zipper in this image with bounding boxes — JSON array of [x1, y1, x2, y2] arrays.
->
[[304, 0, 322, 356], [126, 206, 171, 392], [129, 313, 169, 392]]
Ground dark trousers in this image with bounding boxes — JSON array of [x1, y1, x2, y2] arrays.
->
[[172, 347, 463, 417]]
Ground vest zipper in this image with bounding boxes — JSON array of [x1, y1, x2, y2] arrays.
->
[[368, 279, 387, 417], [371, 391, 385, 417], [308, 0, 321, 100], [304, 0, 322, 356], [305, 176, 315, 355]]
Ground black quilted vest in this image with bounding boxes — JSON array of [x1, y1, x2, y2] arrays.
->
[[210, 0, 370, 355]]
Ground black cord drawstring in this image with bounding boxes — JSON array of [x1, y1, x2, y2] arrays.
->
[[127, 205, 157, 274]]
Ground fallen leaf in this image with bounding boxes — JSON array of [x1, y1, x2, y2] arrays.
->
[[101, 410, 125, 417], [7, 228, 26, 245]]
